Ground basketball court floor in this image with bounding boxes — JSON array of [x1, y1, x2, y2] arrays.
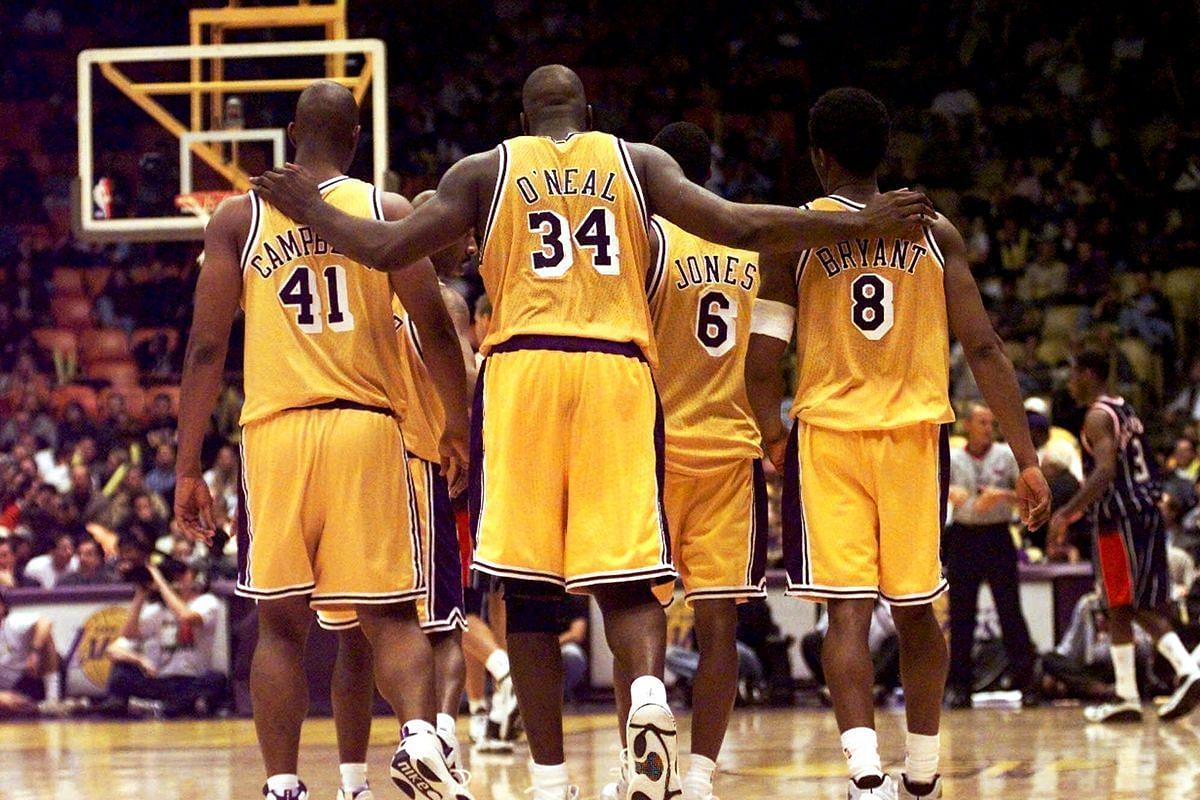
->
[[2, 705, 1196, 799]]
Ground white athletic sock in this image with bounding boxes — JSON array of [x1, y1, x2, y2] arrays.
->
[[904, 732, 940, 785], [437, 713, 458, 744], [339, 763, 368, 793], [44, 672, 61, 704], [486, 650, 511, 681], [401, 718, 437, 739], [840, 727, 882, 783], [683, 753, 717, 797], [630, 675, 668, 710], [529, 760, 569, 796], [266, 774, 301, 797], [1112, 643, 1139, 703], [1157, 632, 1199, 678], [469, 699, 488, 715]]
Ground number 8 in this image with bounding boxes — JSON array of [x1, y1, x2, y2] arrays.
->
[[851, 273, 894, 340]]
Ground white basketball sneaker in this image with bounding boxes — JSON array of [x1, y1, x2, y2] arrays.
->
[[898, 774, 942, 799], [530, 787, 580, 800], [1083, 699, 1143, 723], [599, 751, 628, 800], [335, 788, 373, 800], [847, 774, 897, 799], [263, 784, 308, 800], [1159, 671, 1200, 721], [488, 673, 522, 742], [391, 726, 474, 800], [625, 702, 681, 800]]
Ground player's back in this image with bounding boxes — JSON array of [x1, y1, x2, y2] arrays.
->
[[792, 194, 954, 431], [649, 215, 761, 470], [477, 131, 655, 361], [239, 176, 406, 425], [1083, 394, 1161, 522]]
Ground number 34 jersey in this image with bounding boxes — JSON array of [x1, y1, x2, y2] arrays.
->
[[238, 176, 407, 426], [477, 132, 655, 362], [791, 195, 954, 431], [648, 216, 763, 472]]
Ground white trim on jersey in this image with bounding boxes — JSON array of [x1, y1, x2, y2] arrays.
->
[[239, 191, 261, 273]]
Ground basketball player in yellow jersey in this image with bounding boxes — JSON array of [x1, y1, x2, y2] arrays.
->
[[600, 122, 766, 800], [173, 81, 472, 800], [253, 65, 932, 800], [745, 88, 1052, 800]]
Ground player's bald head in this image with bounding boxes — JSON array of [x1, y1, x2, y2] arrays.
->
[[290, 80, 360, 166], [411, 189, 436, 210], [521, 65, 588, 132]]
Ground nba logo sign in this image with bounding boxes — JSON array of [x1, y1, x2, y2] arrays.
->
[[92, 177, 114, 220]]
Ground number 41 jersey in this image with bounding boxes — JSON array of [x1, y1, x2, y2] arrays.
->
[[238, 176, 407, 426], [477, 131, 655, 362], [648, 216, 762, 471], [791, 194, 954, 431]]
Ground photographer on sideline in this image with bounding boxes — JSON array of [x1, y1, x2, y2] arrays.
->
[[0, 590, 59, 716], [103, 559, 224, 717]]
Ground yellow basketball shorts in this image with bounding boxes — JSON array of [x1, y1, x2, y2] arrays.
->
[[657, 459, 768, 606], [469, 335, 675, 595], [236, 404, 423, 611], [316, 455, 466, 632], [782, 421, 949, 605]]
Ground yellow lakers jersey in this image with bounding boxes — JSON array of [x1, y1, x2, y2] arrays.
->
[[648, 216, 762, 471], [392, 297, 444, 464], [239, 176, 407, 426], [791, 195, 954, 430], [478, 131, 655, 362]]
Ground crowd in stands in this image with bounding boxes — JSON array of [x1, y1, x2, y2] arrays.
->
[[2, 0, 1200, 712]]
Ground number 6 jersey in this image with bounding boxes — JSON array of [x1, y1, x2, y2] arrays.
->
[[238, 176, 407, 426], [647, 215, 763, 471], [477, 131, 655, 362], [790, 194, 954, 431]]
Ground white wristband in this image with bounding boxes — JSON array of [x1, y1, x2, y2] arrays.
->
[[750, 298, 797, 342]]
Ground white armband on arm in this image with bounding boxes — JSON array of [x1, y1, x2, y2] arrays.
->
[[750, 299, 797, 342]]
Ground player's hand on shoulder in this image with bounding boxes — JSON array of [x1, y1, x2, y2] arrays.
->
[[860, 189, 935, 238], [175, 475, 216, 545], [1016, 465, 1052, 530], [250, 163, 322, 221]]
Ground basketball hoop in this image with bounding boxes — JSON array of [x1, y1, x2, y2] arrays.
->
[[175, 190, 237, 224]]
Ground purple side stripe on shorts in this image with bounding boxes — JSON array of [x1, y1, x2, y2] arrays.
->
[[781, 424, 807, 587], [468, 357, 487, 555], [749, 458, 769, 588]]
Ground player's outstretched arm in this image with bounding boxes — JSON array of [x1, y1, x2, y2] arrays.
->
[[745, 249, 801, 470], [251, 151, 495, 271], [381, 192, 471, 496], [938, 215, 1051, 529], [176, 197, 248, 543], [631, 143, 933, 252], [1049, 408, 1117, 541]]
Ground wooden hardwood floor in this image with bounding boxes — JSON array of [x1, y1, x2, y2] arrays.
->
[[1, 705, 1198, 799]]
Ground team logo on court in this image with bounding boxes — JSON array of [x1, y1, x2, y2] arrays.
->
[[77, 606, 128, 689]]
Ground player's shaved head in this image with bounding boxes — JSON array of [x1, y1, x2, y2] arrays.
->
[[411, 189, 436, 209], [290, 79, 360, 168], [521, 65, 588, 133]]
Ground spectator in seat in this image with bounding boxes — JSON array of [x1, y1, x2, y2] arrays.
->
[[64, 464, 109, 529], [203, 445, 239, 533], [22, 531, 77, 588], [557, 593, 589, 702], [143, 393, 177, 449], [103, 560, 225, 717], [144, 444, 177, 505], [0, 539, 37, 589], [801, 601, 900, 705], [36, 442, 72, 494], [0, 590, 60, 717], [1041, 592, 1160, 702], [1166, 358, 1200, 426], [58, 537, 114, 586], [133, 334, 178, 380]]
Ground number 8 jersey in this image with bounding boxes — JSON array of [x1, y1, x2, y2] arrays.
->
[[477, 131, 655, 362], [791, 194, 954, 430], [238, 176, 407, 426], [647, 215, 763, 470]]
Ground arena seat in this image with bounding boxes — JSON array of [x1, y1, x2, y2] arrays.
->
[[1040, 304, 1086, 341], [1161, 267, 1200, 351], [50, 384, 100, 419], [88, 359, 140, 388], [51, 268, 85, 296], [50, 295, 93, 331], [1117, 337, 1163, 400], [80, 329, 131, 366], [1003, 340, 1025, 362], [32, 328, 78, 361], [131, 327, 181, 357], [1034, 338, 1071, 367]]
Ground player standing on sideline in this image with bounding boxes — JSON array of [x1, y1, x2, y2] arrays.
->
[[317, 187, 480, 799], [1049, 352, 1200, 724], [745, 87, 1051, 800], [174, 81, 471, 800], [252, 65, 932, 800], [602, 121, 767, 800]]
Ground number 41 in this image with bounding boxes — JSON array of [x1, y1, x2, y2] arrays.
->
[[279, 264, 356, 333]]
